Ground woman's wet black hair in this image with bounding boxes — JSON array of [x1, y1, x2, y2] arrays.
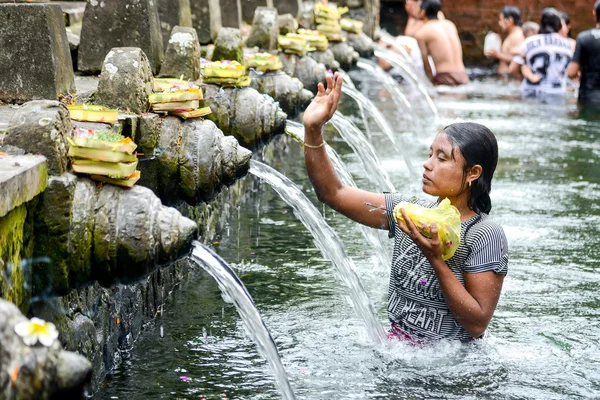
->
[[596, 0, 600, 22], [540, 8, 562, 34], [420, 0, 441, 20], [501, 6, 522, 27], [561, 11, 572, 37], [442, 122, 498, 214]]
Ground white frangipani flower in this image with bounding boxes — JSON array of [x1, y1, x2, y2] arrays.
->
[[14, 317, 59, 347]]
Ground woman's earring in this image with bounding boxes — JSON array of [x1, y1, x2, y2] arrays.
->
[[468, 180, 472, 187]]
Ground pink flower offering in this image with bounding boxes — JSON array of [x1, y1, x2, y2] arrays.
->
[[179, 376, 191, 382]]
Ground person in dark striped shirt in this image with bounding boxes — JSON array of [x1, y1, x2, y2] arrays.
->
[[302, 73, 508, 342]]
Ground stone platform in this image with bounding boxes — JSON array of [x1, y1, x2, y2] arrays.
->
[[0, 155, 47, 218]]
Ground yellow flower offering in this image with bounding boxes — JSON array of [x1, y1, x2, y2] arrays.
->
[[14, 317, 59, 347], [393, 198, 461, 260]]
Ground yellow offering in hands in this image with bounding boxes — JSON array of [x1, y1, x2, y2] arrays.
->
[[393, 198, 461, 260]]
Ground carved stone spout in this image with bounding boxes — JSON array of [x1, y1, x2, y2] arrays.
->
[[203, 84, 287, 149], [136, 117, 252, 204], [33, 174, 197, 292], [250, 73, 313, 117]]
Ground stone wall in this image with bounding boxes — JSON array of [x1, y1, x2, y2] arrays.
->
[[380, 0, 596, 63]]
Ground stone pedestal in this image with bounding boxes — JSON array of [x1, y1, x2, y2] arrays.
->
[[190, 0, 222, 44], [95, 48, 154, 114], [3, 101, 72, 176], [278, 13, 298, 35], [245, 6, 279, 51], [241, 0, 272, 24], [159, 26, 202, 80], [273, 0, 301, 18], [157, 0, 193, 50], [0, 4, 75, 104], [211, 28, 244, 63], [219, 0, 242, 28], [78, 0, 164, 74], [0, 299, 92, 400]]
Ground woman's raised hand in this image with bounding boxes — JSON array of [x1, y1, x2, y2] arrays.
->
[[303, 72, 343, 130]]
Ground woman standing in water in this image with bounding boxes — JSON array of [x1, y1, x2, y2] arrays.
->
[[302, 73, 508, 342]]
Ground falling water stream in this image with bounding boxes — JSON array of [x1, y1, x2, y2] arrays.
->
[[330, 112, 395, 192], [355, 57, 422, 133], [341, 86, 416, 178], [190, 243, 296, 400], [249, 160, 387, 344], [374, 47, 439, 119], [337, 70, 374, 139], [285, 120, 389, 272]]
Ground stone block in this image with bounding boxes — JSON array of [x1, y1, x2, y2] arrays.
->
[[157, 0, 193, 50], [159, 26, 202, 80], [95, 48, 154, 114], [245, 6, 278, 51], [0, 4, 75, 104], [219, 0, 241, 28], [337, 0, 363, 7], [0, 156, 48, 219], [278, 13, 298, 35], [190, 0, 222, 44], [56, 1, 87, 26], [78, 0, 163, 74], [347, 32, 375, 58], [241, 0, 272, 24], [273, 0, 301, 18], [211, 28, 244, 63], [3, 100, 72, 175]]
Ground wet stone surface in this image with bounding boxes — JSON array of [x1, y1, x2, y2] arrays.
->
[[0, 155, 47, 218]]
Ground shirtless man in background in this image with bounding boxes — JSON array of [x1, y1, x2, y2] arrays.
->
[[484, 6, 525, 76], [404, 0, 444, 37], [414, 0, 469, 85]]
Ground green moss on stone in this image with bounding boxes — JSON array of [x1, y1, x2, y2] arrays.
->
[[212, 45, 243, 64], [0, 205, 28, 307]]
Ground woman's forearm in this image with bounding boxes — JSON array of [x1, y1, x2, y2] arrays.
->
[[430, 259, 494, 338], [303, 124, 344, 205]]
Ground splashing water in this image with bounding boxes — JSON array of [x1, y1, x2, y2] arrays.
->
[[249, 160, 388, 344], [190, 242, 296, 400]]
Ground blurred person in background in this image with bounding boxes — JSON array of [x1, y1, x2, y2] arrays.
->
[[484, 6, 525, 77]]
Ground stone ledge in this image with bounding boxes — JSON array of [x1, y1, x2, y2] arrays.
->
[[0, 155, 48, 218]]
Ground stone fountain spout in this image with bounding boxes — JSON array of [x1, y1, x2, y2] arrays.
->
[[203, 84, 287, 150]]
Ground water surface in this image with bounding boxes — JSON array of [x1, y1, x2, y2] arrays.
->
[[96, 74, 600, 399]]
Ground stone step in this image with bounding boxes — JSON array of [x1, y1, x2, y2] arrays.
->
[[0, 155, 48, 218]]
